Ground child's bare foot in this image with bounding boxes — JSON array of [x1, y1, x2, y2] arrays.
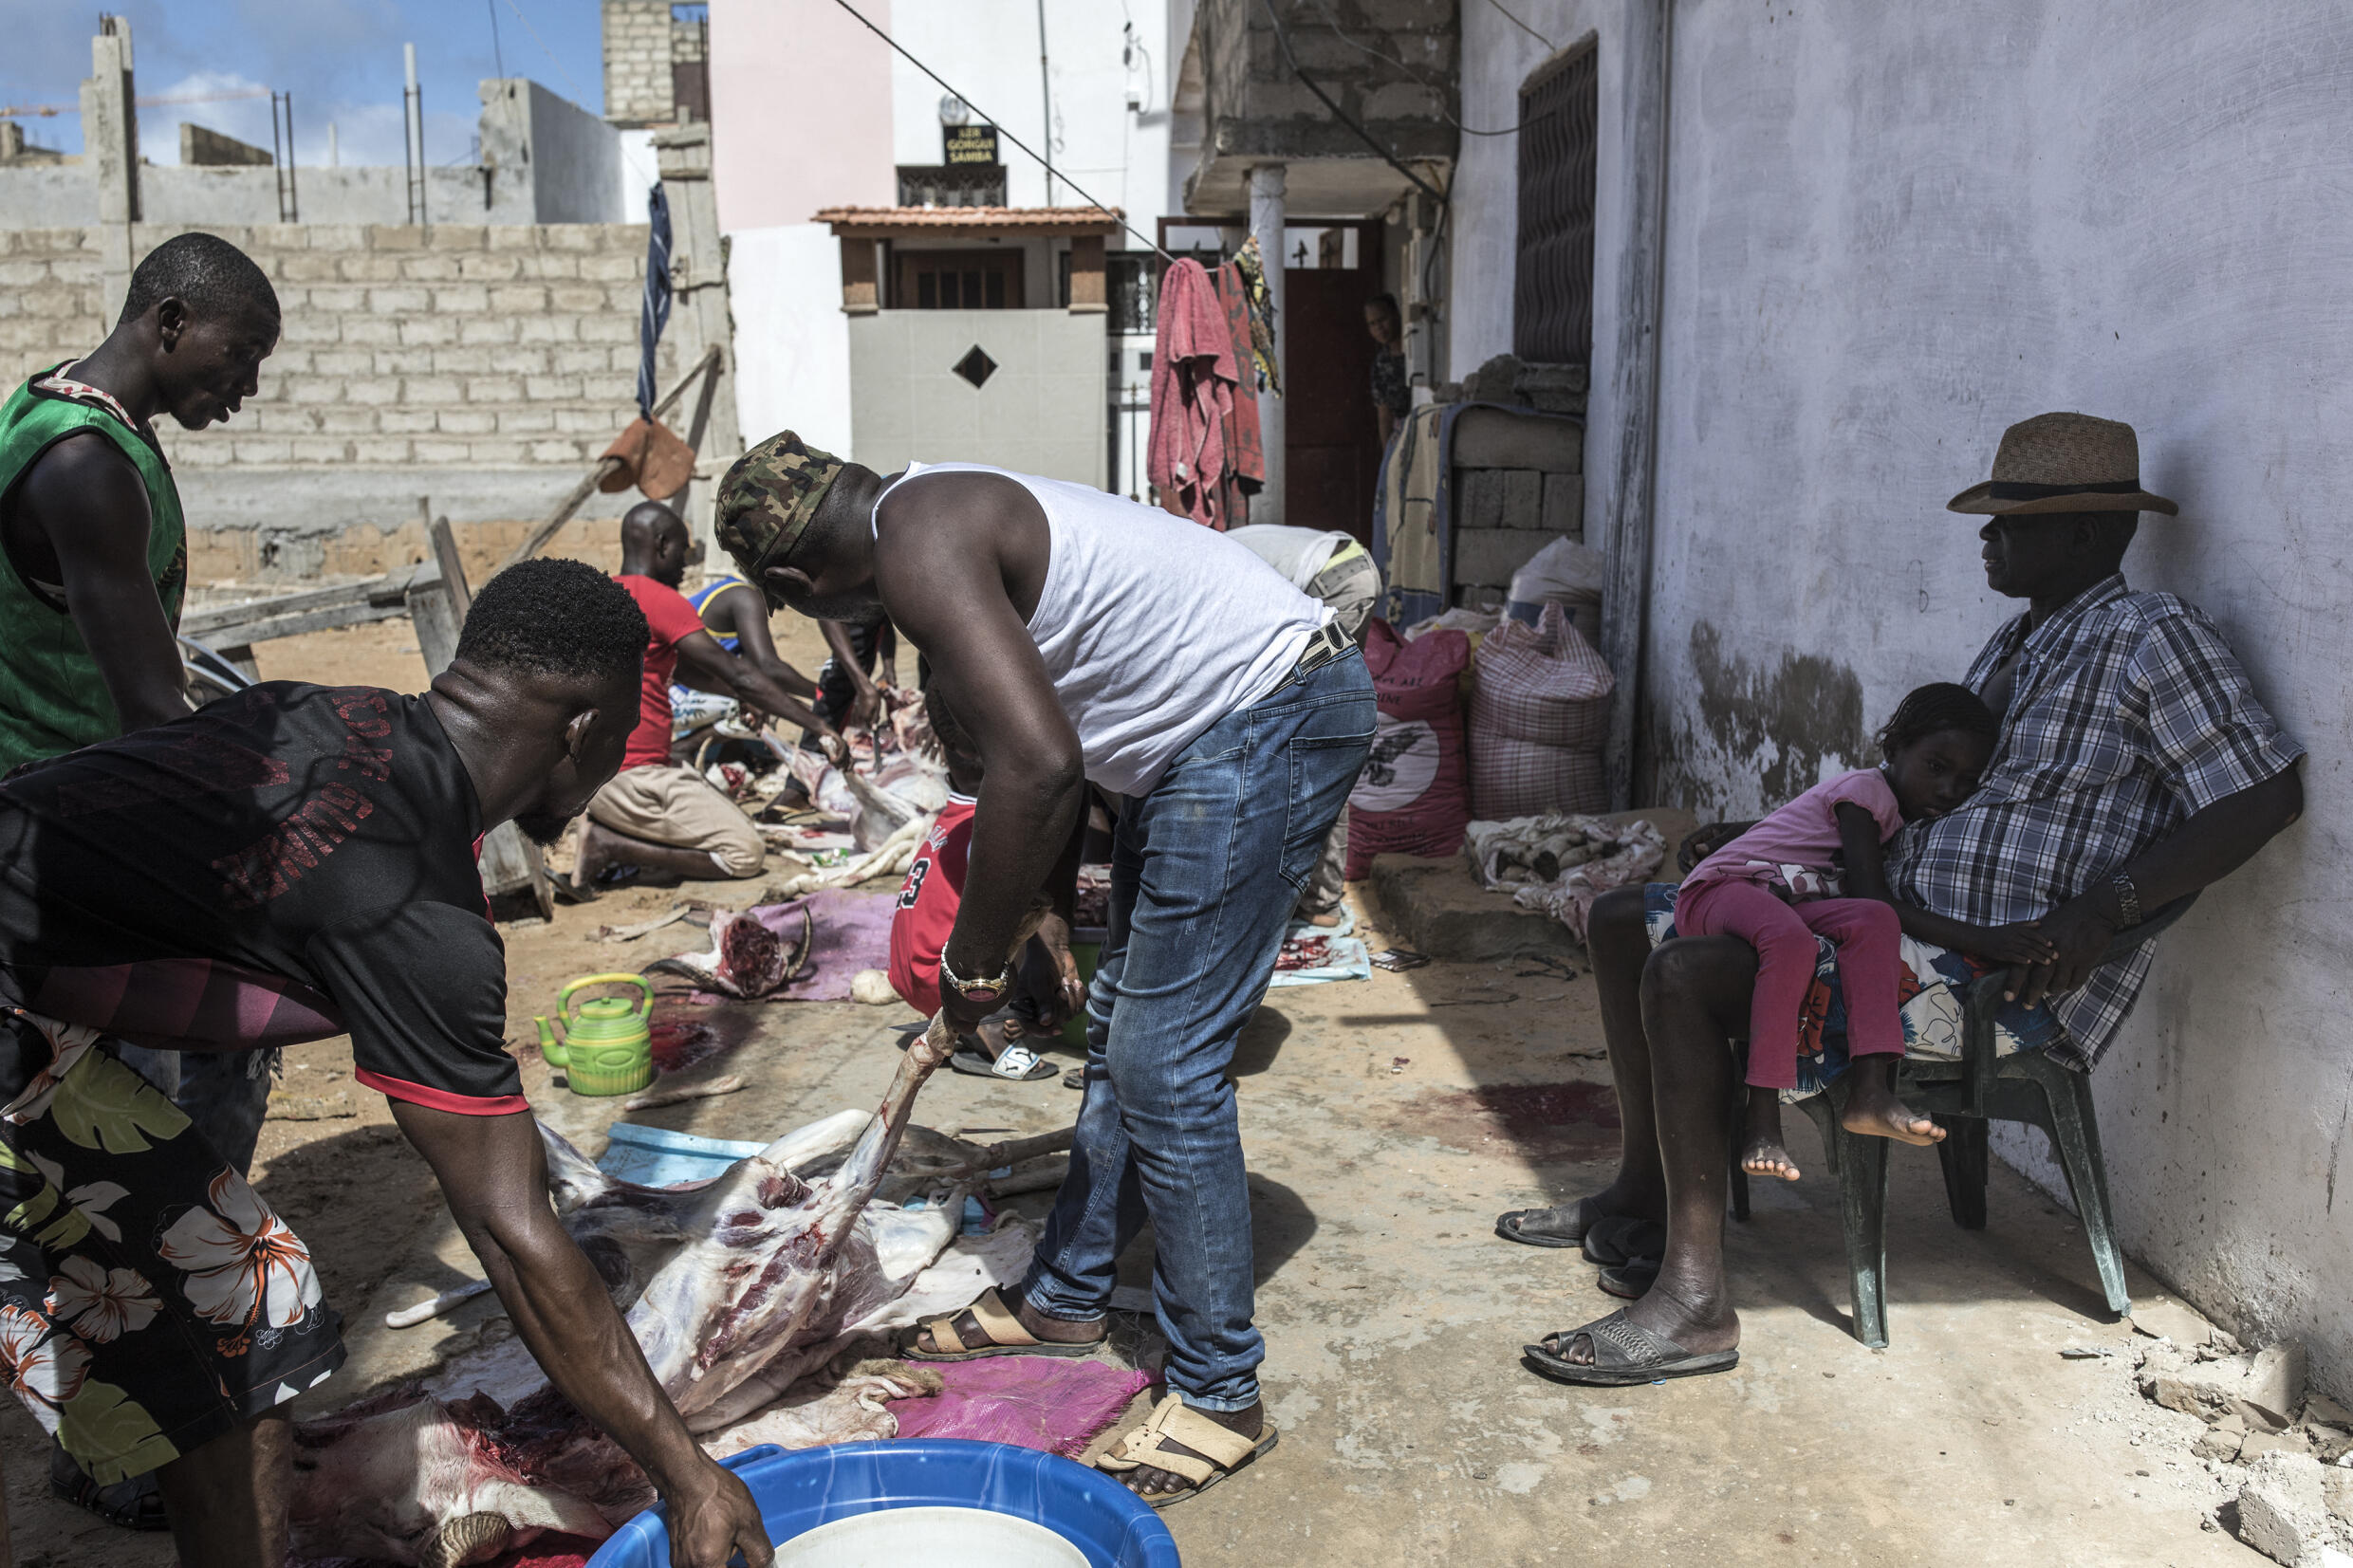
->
[[1305, 908, 1343, 928], [1840, 1059, 1947, 1147], [1740, 1089, 1801, 1181]]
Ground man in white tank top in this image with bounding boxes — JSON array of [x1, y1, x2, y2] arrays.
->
[[716, 432, 1376, 1503]]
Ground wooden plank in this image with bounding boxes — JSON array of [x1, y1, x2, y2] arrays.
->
[[178, 569, 416, 638], [412, 560, 551, 917], [429, 515, 472, 624], [190, 600, 409, 647]]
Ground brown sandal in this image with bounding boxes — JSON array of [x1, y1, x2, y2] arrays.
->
[[903, 1287, 1105, 1362], [1097, 1393, 1279, 1508]]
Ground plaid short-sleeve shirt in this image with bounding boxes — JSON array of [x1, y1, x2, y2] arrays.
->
[[1886, 574, 2302, 1067]]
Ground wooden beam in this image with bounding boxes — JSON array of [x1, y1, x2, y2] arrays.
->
[[839, 235, 878, 315], [1067, 235, 1106, 313], [429, 513, 472, 624]]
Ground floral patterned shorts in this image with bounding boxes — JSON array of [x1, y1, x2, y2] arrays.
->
[[0, 1011, 344, 1484]]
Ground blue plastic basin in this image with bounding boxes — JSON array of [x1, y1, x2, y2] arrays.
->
[[585, 1440, 1180, 1568]]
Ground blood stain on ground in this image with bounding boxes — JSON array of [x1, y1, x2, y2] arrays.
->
[[1402, 1079, 1621, 1163]]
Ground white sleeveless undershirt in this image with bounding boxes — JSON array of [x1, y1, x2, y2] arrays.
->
[[875, 462, 1330, 795]]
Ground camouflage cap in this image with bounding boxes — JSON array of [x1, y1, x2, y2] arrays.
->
[[713, 430, 847, 585]]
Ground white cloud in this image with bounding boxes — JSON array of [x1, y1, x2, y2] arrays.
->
[[141, 69, 473, 169]]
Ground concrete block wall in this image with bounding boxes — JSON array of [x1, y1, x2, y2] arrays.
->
[[2, 221, 670, 579], [604, 0, 679, 128], [1449, 406, 1584, 598]]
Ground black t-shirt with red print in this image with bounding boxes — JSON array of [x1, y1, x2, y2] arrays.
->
[[0, 683, 525, 1115]]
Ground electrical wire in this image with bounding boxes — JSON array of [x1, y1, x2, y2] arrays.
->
[[828, 0, 1175, 262], [1255, 0, 1446, 201], [1481, 0, 1559, 52], [487, 0, 506, 80], [498, 0, 594, 107]]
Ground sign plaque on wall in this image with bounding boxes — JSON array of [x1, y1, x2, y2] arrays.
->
[[944, 124, 1000, 166]]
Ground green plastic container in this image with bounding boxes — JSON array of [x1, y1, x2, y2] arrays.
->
[[535, 972, 657, 1097]]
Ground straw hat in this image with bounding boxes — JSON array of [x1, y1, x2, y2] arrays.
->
[[1946, 412, 2178, 516]]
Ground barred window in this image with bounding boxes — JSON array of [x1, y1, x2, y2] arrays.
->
[[896, 165, 1009, 209], [1513, 40, 1599, 364]]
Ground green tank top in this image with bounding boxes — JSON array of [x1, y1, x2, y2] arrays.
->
[[0, 365, 186, 773]]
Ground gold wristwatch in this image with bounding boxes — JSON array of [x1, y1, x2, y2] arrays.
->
[[939, 950, 1013, 1006]]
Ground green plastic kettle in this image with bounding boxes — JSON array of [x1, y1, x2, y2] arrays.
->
[[535, 972, 655, 1098]]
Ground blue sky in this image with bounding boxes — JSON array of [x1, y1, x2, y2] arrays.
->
[[2, 0, 611, 168]]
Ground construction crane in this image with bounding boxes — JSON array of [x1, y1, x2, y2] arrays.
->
[[0, 86, 271, 119]]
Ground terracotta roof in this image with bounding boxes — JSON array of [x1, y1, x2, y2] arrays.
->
[[815, 205, 1123, 237]]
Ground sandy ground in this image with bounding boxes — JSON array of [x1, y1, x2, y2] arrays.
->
[[1, 617, 2256, 1567]]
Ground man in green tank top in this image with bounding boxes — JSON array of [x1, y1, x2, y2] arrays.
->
[[0, 231, 280, 1534], [0, 231, 279, 774]]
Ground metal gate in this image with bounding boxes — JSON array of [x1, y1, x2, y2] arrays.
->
[[1513, 41, 1600, 364]]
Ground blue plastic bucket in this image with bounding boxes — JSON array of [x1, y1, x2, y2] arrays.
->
[[584, 1441, 1180, 1567]]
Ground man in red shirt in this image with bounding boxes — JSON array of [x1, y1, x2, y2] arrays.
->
[[573, 501, 833, 892]]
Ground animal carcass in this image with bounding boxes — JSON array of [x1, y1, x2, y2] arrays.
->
[[290, 1018, 981, 1565]]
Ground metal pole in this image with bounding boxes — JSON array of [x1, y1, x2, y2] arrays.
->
[[403, 42, 425, 230], [1035, 0, 1055, 205]]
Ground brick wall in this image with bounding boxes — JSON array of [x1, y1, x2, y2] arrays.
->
[[4, 221, 669, 471], [3, 221, 676, 581], [603, 0, 677, 127]]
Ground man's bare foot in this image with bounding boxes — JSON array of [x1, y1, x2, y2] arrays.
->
[[1304, 909, 1343, 928], [912, 1289, 1104, 1356], [1120, 1400, 1265, 1500], [1545, 1280, 1739, 1365], [1740, 1090, 1801, 1181], [1840, 1058, 1946, 1146]]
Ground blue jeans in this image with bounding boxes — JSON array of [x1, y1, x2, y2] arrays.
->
[[1022, 649, 1376, 1411]]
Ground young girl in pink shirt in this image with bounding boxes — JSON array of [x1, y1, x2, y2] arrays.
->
[[1677, 683, 2055, 1180]]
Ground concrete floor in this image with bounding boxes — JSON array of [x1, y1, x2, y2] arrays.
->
[[322, 881, 2250, 1568]]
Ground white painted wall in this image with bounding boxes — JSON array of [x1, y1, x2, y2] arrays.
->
[[1451, 0, 2352, 1393], [729, 223, 855, 458]]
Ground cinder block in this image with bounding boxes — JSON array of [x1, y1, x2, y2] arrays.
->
[[286, 435, 357, 463], [279, 252, 342, 283], [605, 344, 641, 373], [371, 348, 435, 375], [264, 348, 315, 377], [1451, 406, 1583, 471], [555, 405, 618, 434], [232, 438, 294, 464], [250, 224, 307, 251], [319, 407, 379, 434], [380, 409, 437, 434], [547, 285, 605, 313], [279, 316, 342, 346], [489, 285, 551, 315], [368, 286, 432, 315], [543, 227, 602, 253], [465, 438, 533, 464], [521, 318, 580, 345], [453, 318, 516, 347], [1453, 468, 1503, 526], [304, 224, 366, 251], [352, 436, 414, 463], [455, 252, 523, 282], [488, 345, 548, 374], [528, 439, 579, 463], [410, 440, 471, 466], [399, 317, 459, 347], [404, 377, 463, 405], [1542, 472, 1584, 537], [464, 375, 527, 403], [525, 374, 586, 399], [435, 409, 498, 435], [312, 349, 374, 378], [430, 345, 495, 375], [367, 226, 427, 250], [337, 253, 407, 284], [340, 316, 400, 347], [578, 316, 636, 345], [286, 379, 343, 406], [1501, 470, 1545, 528], [173, 438, 234, 469], [432, 285, 491, 314], [497, 407, 557, 433], [399, 254, 464, 283], [428, 227, 488, 252], [549, 347, 604, 375], [487, 226, 542, 252], [601, 282, 645, 312], [521, 253, 581, 280], [344, 379, 400, 407], [580, 253, 641, 283]]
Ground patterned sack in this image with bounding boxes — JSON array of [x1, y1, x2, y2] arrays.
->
[[1470, 602, 1614, 819], [1346, 621, 1473, 877]]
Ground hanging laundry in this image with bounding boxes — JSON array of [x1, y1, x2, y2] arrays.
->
[[1232, 235, 1282, 397], [1147, 256, 1243, 528], [1209, 261, 1266, 520]]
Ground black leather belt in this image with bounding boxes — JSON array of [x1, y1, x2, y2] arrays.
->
[[1292, 620, 1351, 678]]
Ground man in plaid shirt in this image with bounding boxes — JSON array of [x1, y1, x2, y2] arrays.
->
[[1509, 413, 2305, 1386]]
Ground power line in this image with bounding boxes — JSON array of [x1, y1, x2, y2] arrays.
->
[[1296, 0, 1554, 137], [499, 0, 594, 106], [827, 0, 1173, 263], [1481, 0, 1559, 52], [487, 0, 507, 80]]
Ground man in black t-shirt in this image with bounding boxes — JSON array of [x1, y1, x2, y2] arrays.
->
[[0, 560, 770, 1568]]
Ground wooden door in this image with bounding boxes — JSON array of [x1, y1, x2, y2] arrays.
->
[[1281, 222, 1382, 544]]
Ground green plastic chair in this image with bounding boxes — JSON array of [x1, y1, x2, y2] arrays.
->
[[1767, 895, 2196, 1349]]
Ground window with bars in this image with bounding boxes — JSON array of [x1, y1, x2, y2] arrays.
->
[[1513, 41, 1599, 364]]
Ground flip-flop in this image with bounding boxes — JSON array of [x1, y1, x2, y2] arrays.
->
[[1581, 1214, 1667, 1268], [1598, 1259, 1660, 1301], [949, 1044, 1056, 1082], [1097, 1393, 1280, 1509], [1523, 1308, 1739, 1387], [904, 1288, 1106, 1362], [1493, 1196, 1605, 1249]]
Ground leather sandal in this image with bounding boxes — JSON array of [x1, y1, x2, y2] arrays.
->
[[1097, 1393, 1279, 1508], [903, 1287, 1105, 1362]]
